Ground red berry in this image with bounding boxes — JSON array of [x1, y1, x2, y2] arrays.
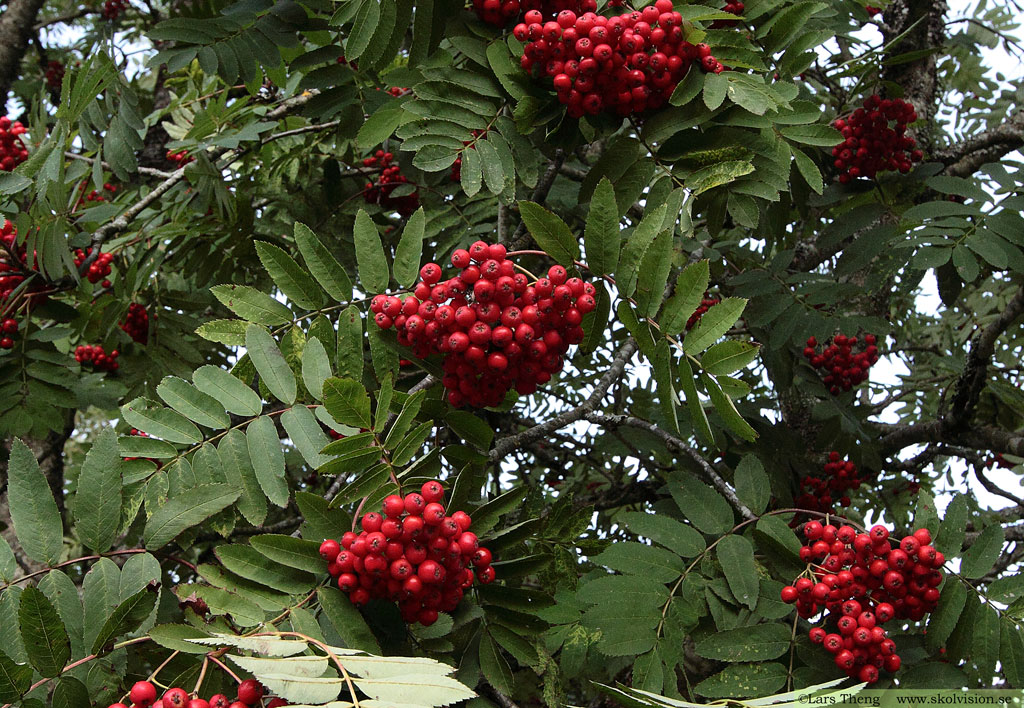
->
[[237, 680, 264, 706], [131, 682, 158, 706]]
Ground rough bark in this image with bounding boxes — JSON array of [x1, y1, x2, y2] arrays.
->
[[0, 0, 48, 108]]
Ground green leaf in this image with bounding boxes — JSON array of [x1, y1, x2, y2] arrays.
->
[[302, 337, 332, 401], [90, 586, 158, 655], [702, 341, 760, 376], [618, 511, 706, 557], [617, 205, 667, 298], [250, 535, 325, 574], [584, 177, 620, 277], [193, 365, 263, 417], [703, 72, 727, 109], [255, 241, 325, 310], [121, 397, 203, 444], [734, 455, 769, 514], [683, 298, 747, 353], [196, 319, 250, 345], [988, 574, 1024, 605], [592, 542, 685, 583], [678, 356, 713, 446], [220, 428, 268, 526], [671, 471, 734, 535], [702, 372, 757, 442], [669, 67, 705, 106], [18, 586, 70, 677], [282, 406, 332, 469], [211, 284, 293, 325], [688, 160, 755, 195], [144, 483, 240, 548], [74, 428, 123, 553], [0, 538, 15, 583], [717, 534, 758, 610], [926, 579, 966, 652], [479, 632, 514, 695], [323, 377, 372, 429], [0, 649, 32, 703], [653, 339, 680, 433], [935, 494, 968, 557], [353, 209, 390, 293], [393, 208, 426, 287], [246, 325, 297, 405], [247, 416, 289, 508], [1001, 619, 1024, 688], [296, 491, 351, 543], [294, 223, 353, 302], [635, 229, 674, 318], [695, 662, 787, 698], [792, 148, 823, 194], [694, 623, 791, 661], [337, 305, 364, 382], [7, 439, 63, 564], [318, 587, 382, 654], [148, 624, 213, 653], [347, 0, 381, 59], [661, 260, 710, 335], [518, 201, 580, 266], [780, 123, 844, 146], [961, 525, 1003, 579], [356, 103, 408, 150], [157, 376, 231, 429], [216, 545, 316, 594]]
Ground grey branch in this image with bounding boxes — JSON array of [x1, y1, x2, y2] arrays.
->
[[488, 338, 637, 461], [585, 413, 756, 520]]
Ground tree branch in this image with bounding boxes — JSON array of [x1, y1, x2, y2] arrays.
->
[[585, 413, 756, 520], [488, 338, 637, 461], [505, 149, 566, 251], [0, 0, 47, 105], [946, 283, 1024, 429], [936, 109, 1024, 177]]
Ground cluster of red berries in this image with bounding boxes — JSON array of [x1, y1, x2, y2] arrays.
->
[[803, 333, 879, 395], [336, 55, 358, 69], [102, 0, 128, 20], [76, 181, 117, 208], [109, 679, 285, 708], [710, 0, 743, 28], [319, 480, 495, 626], [74, 247, 115, 286], [516, 2, 725, 118], [450, 130, 486, 182], [795, 452, 864, 516], [865, 5, 881, 15], [361, 150, 419, 218], [44, 60, 65, 91], [0, 117, 29, 172], [0, 317, 17, 349], [385, 86, 408, 97], [832, 96, 923, 183], [166, 149, 193, 166], [0, 219, 49, 350], [471, 0, 595, 27], [372, 241, 593, 407], [781, 522, 944, 683], [686, 292, 720, 330], [120, 302, 150, 344], [75, 344, 119, 371]]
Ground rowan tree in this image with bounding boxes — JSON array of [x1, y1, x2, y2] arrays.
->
[[0, 0, 1022, 704]]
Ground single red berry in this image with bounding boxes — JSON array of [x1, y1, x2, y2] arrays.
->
[[131, 682, 158, 706], [237, 679, 264, 706]]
